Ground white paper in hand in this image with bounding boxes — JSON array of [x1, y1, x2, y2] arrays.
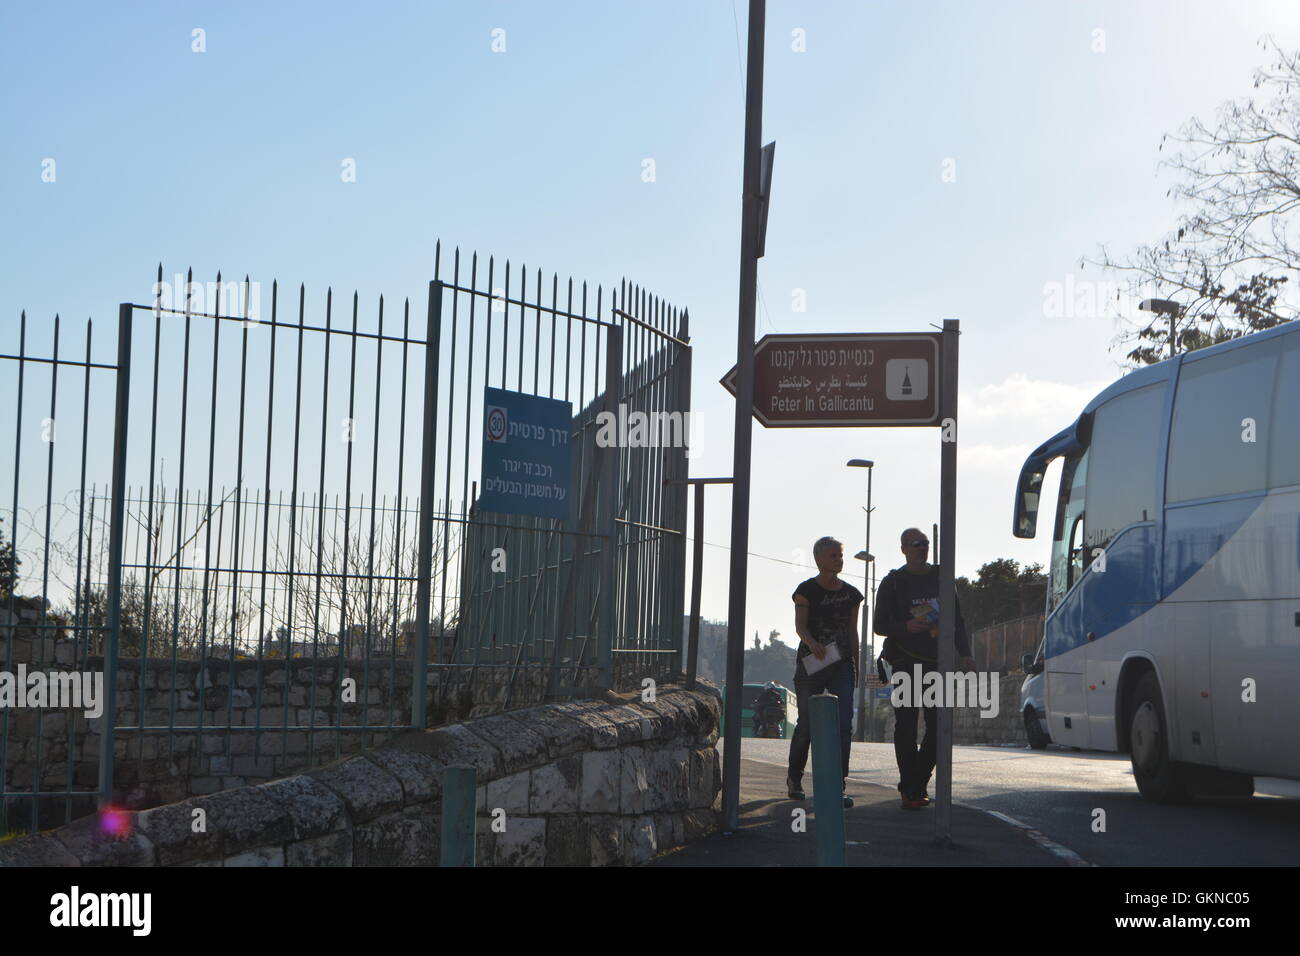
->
[[802, 641, 841, 676]]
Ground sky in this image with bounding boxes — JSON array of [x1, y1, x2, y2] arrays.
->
[[4, 0, 1300, 651]]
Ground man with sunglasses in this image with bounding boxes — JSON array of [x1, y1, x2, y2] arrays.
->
[[874, 528, 975, 809]]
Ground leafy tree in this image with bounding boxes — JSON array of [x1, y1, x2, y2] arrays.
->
[[1090, 37, 1299, 366], [956, 559, 1047, 632], [689, 621, 799, 687], [743, 629, 798, 686], [0, 515, 18, 601]]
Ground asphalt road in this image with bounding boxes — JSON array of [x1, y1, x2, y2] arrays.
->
[[727, 736, 1300, 866]]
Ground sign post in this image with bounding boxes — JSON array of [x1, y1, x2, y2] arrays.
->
[[719, 325, 960, 847], [722, 0, 768, 835], [935, 319, 959, 846]]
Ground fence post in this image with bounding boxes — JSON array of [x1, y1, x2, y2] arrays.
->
[[674, 315, 692, 678], [595, 323, 622, 691], [810, 692, 845, 866], [414, 280, 443, 730], [98, 303, 132, 809], [686, 482, 704, 690], [440, 766, 476, 866]]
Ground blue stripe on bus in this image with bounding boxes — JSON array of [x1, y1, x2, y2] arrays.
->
[[1046, 525, 1158, 658], [1045, 495, 1272, 660], [1162, 494, 1264, 597]]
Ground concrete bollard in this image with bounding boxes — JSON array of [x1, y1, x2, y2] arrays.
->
[[440, 766, 476, 867], [810, 692, 845, 866]]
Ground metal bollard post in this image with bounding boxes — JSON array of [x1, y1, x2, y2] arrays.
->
[[810, 692, 846, 866], [440, 766, 476, 867]]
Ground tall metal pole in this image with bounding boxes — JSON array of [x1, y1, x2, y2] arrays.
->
[[855, 467, 873, 741], [413, 281, 443, 730], [869, 557, 877, 741], [99, 303, 133, 809], [722, 0, 766, 834], [935, 319, 959, 845], [597, 324, 624, 691], [856, 556, 868, 742], [863, 470, 873, 738]]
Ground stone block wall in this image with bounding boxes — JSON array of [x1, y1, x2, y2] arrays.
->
[[0, 684, 722, 867], [865, 677, 1026, 746], [2, 597, 566, 814], [952, 677, 1027, 745]]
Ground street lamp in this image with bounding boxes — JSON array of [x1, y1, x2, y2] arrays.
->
[[853, 549, 876, 742], [1139, 297, 1182, 360], [848, 459, 874, 742]]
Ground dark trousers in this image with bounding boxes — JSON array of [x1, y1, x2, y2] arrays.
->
[[786, 657, 855, 786], [892, 690, 939, 799]]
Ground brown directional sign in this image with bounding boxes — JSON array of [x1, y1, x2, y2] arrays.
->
[[721, 333, 942, 427]]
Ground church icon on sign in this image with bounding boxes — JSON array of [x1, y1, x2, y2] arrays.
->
[[885, 359, 927, 401]]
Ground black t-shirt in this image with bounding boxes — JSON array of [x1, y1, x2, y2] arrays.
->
[[873, 563, 970, 666], [792, 577, 863, 668]]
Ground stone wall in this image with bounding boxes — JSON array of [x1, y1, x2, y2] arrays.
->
[[2, 596, 576, 816], [0, 684, 722, 866], [952, 676, 1026, 746], [863, 676, 1027, 746]]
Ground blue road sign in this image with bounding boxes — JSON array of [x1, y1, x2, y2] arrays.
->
[[479, 387, 572, 520], [875, 687, 892, 700]]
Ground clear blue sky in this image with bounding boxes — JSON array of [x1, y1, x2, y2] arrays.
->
[[4, 1, 1299, 646]]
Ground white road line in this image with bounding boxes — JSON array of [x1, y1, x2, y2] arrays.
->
[[968, 807, 1094, 867], [738, 748, 1096, 866]]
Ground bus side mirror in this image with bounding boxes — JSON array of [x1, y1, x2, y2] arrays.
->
[[1013, 466, 1045, 539]]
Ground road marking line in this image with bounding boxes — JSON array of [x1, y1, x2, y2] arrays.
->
[[737, 748, 1096, 866], [966, 806, 1094, 867]]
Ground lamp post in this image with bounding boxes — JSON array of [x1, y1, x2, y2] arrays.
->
[[848, 458, 874, 742], [1139, 297, 1182, 360], [853, 549, 875, 742]]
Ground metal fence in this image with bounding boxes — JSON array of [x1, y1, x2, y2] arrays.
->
[[970, 613, 1045, 673], [1, 246, 692, 833], [430, 249, 690, 705], [2, 312, 125, 833]]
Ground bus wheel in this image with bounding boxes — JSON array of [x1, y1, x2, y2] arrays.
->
[[1024, 708, 1049, 750], [1130, 672, 1191, 803]]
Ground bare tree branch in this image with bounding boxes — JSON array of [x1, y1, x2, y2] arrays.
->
[[1087, 35, 1300, 366]]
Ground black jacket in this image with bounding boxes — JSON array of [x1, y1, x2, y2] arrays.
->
[[873, 564, 971, 667]]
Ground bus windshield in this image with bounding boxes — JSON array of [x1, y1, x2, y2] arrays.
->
[[1049, 449, 1088, 613]]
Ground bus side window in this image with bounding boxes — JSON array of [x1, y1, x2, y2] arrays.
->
[[1050, 449, 1089, 611], [1067, 512, 1086, 589]]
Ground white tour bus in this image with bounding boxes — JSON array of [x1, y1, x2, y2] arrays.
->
[[1012, 320, 1300, 801]]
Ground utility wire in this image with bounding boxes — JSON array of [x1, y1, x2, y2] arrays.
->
[[685, 535, 813, 569]]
